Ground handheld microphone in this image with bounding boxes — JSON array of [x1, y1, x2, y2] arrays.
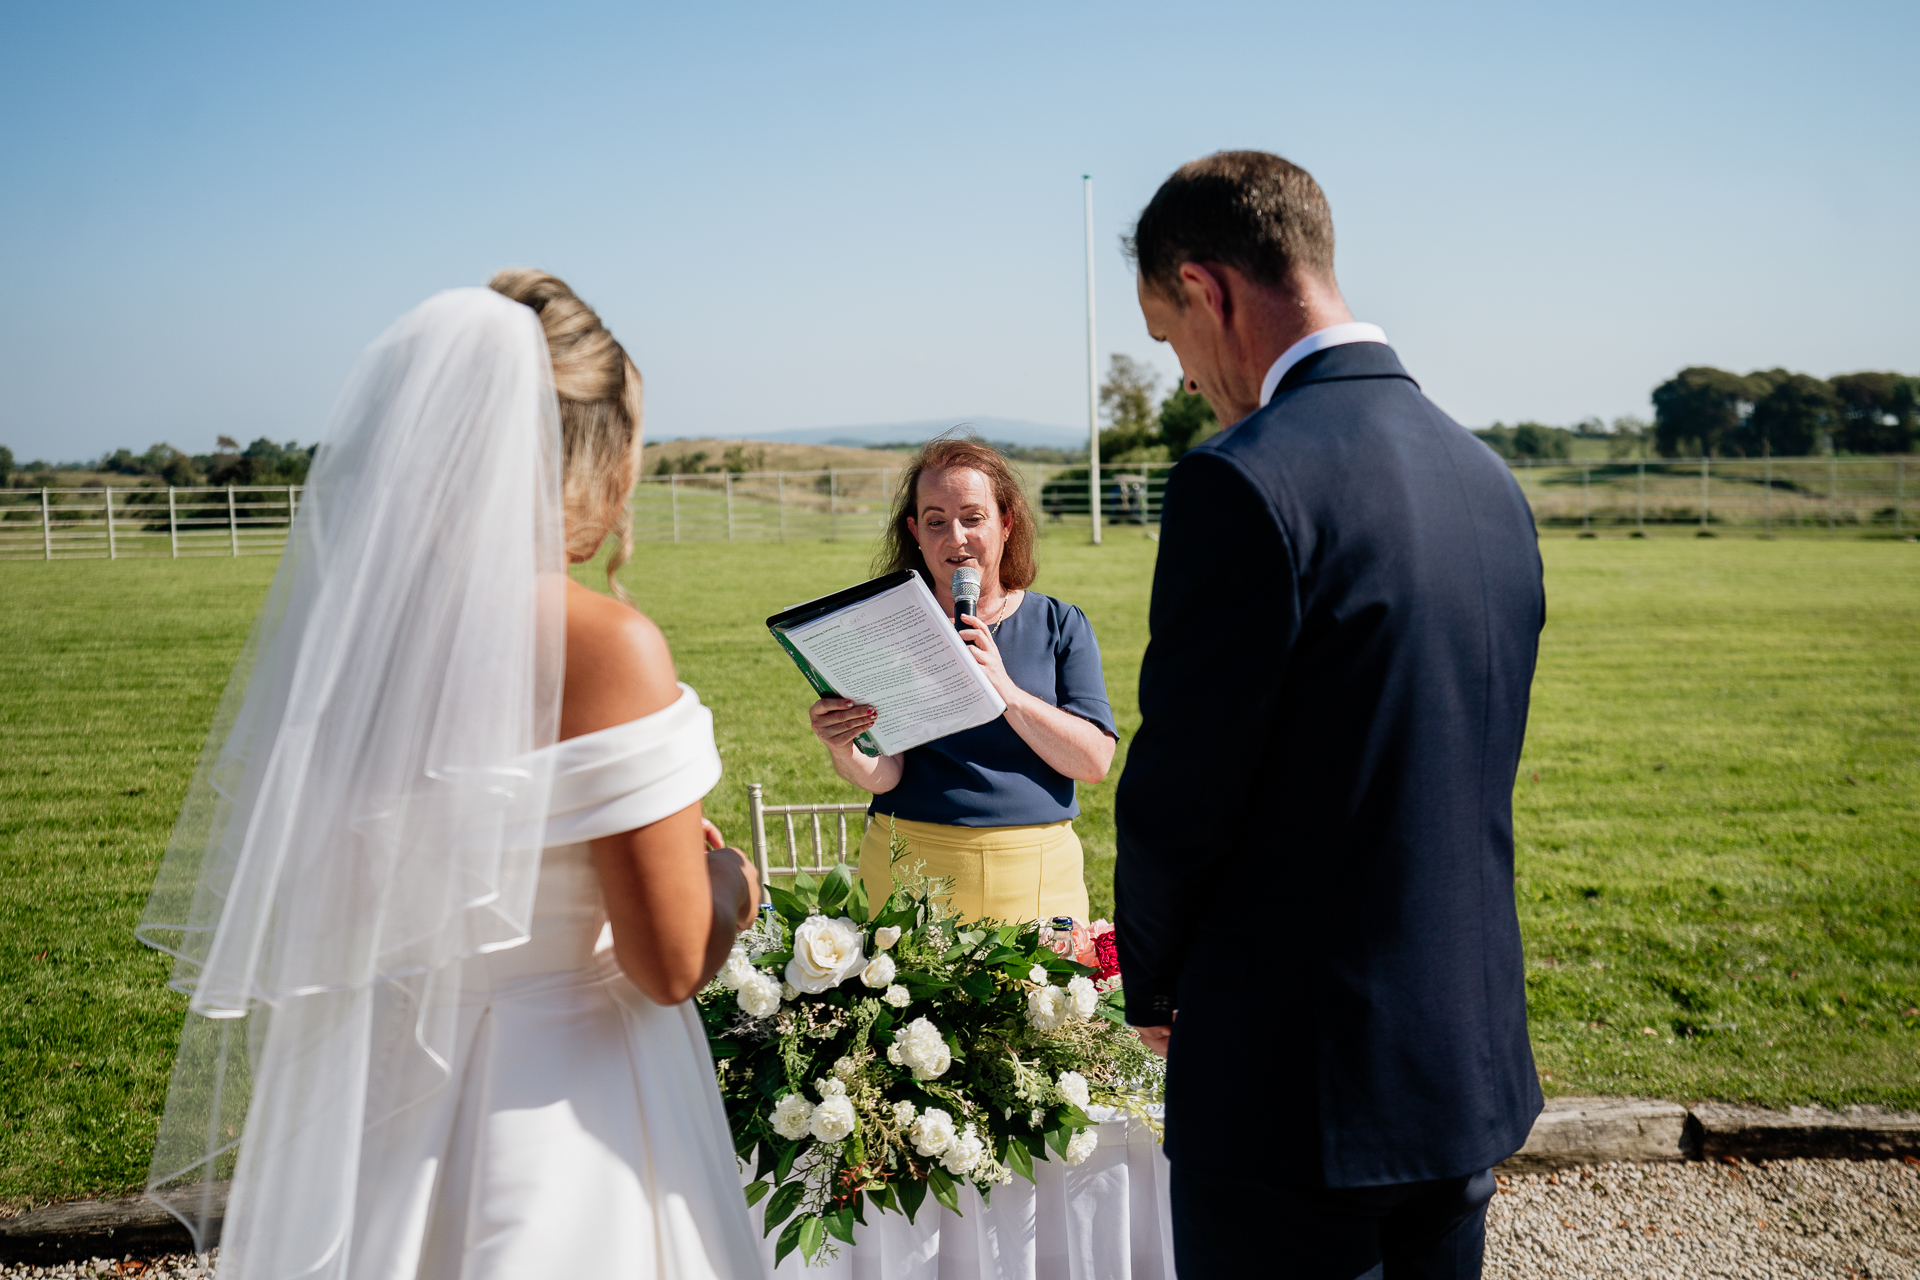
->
[[950, 565, 982, 632]]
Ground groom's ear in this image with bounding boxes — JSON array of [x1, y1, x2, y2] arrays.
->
[[1178, 262, 1232, 329]]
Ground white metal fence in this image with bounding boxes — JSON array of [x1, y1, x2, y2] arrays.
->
[[1, 456, 1911, 561], [0, 485, 302, 560]]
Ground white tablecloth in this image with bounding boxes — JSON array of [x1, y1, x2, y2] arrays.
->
[[749, 1108, 1174, 1279]]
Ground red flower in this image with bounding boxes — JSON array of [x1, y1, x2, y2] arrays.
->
[[1094, 932, 1121, 980]]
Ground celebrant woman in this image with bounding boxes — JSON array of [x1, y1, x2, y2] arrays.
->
[[137, 272, 764, 1279], [807, 435, 1118, 925]]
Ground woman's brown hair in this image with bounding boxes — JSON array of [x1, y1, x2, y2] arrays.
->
[[876, 432, 1038, 592], [488, 269, 643, 599]]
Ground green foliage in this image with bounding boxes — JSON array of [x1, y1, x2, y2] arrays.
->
[[1096, 355, 1160, 463], [1653, 366, 1916, 458], [1154, 384, 1218, 459], [1477, 422, 1574, 460], [0, 445, 11, 485]]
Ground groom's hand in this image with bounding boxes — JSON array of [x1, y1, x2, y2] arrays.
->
[[1135, 1022, 1173, 1058]]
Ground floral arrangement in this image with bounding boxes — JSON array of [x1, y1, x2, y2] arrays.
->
[[697, 837, 1160, 1267]]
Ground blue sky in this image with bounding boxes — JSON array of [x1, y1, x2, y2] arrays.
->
[[2, 0, 1914, 462]]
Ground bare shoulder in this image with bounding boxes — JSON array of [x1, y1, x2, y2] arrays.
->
[[561, 579, 680, 738]]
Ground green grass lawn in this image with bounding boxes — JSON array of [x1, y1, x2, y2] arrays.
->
[[0, 534, 1914, 1209]]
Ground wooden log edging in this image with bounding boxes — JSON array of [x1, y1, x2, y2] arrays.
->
[[4, 1102, 1917, 1263], [0, 1184, 224, 1265]]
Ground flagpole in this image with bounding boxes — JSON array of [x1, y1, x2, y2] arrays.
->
[[1084, 174, 1101, 546]]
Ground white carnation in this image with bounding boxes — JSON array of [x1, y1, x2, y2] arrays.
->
[[809, 1094, 857, 1142], [886, 1042, 903, 1066], [892, 1100, 917, 1126], [770, 1093, 813, 1141], [1062, 1127, 1099, 1166], [874, 925, 901, 950], [1028, 964, 1050, 985], [1055, 1070, 1090, 1109], [882, 983, 911, 1008], [785, 915, 867, 993], [894, 1016, 952, 1081], [940, 1126, 986, 1176], [908, 1107, 956, 1156], [861, 953, 897, 989], [1067, 975, 1098, 1019], [737, 973, 782, 1019], [716, 945, 755, 991], [1025, 984, 1070, 1032]]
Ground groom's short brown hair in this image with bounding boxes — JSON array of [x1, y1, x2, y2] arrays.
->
[[1127, 151, 1335, 306]]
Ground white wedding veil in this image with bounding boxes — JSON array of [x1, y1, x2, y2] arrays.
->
[[137, 287, 567, 1273]]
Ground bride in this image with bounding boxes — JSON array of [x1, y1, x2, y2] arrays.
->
[[137, 272, 767, 1278]]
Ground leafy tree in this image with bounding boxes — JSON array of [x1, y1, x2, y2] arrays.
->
[[1156, 383, 1218, 459], [1830, 372, 1917, 454], [0, 444, 11, 486], [1607, 415, 1652, 459], [1651, 366, 1765, 456], [1741, 374, 1841, 456], [1097, 354, 1160, 462], [1475, 422, 1572, 460]]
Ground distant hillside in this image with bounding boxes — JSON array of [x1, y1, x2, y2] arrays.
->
[[653, 416, 1086, 451], [641, 438, 908, 476]]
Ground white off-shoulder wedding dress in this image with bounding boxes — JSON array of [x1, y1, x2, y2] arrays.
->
[[357, 685, 765, 1280]]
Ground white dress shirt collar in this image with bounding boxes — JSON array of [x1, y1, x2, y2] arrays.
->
[[1257, 322, 1390, 409]]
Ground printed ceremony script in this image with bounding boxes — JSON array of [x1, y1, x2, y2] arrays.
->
[[768, 570, 1006, 757]]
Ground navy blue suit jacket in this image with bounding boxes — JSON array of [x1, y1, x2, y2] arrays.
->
[[1114, 342, 1544, 1188]]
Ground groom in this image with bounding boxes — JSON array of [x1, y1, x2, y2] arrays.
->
[[1114, 151, 1545, 1277]]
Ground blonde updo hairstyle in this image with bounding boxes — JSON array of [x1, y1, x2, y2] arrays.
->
[[488, 269, 643, 598]]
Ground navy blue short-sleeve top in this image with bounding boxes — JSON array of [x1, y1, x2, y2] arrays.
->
[[868, 591, 1117, 828]]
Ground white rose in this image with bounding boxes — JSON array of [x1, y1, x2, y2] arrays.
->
[[832, 1056, 857, 1079], [809, 1094, 857, 1142], [894, 1016, 952, 1081], [1062, 1127, 1099, 1167], [892, 1100, 917, 1126], [940, 1126, 986, 1176], [882, 984, 911, 1008], [817, 1076, 848, 1097], [786, 915, 867, 993], [1055, 1070, 1090, 1110], [1067, 975, 1098, 1020], [737, 973, 781, 1019], [861, 953, 897, 989], [770, 1093, 813, 1141], [886, 1042, 904, 1066], [1025, 985, 1070, 1032], [908, 1107, 956, 1156], [716, 945, 754, 990], [874, 926, 901, 950], [781, 981, 800, 1001], [1027, 964, 1050, 985]]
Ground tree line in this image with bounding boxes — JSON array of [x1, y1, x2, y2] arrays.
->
[[1648, 367, 1915, 458], [1, 437, 318, 488]]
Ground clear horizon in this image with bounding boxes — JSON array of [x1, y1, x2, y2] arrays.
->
[[2, 0, 1914, 464]]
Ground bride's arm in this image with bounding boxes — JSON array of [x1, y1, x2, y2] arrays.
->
[[565, 581, 758, 1004]]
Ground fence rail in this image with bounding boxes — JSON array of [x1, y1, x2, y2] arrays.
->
[[0, 486, 302, 560], [2, 456, 1910, 561]]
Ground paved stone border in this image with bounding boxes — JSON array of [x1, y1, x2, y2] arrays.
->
[[5, 1100, 1916, 1262]]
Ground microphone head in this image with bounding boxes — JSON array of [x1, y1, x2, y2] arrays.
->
[[950, 565, 982, 603]]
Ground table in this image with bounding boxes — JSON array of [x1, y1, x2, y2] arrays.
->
[[750, 1108, 1174, 1279]]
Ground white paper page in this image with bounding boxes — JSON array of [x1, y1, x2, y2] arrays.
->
[[785, 576, 1007, 755]]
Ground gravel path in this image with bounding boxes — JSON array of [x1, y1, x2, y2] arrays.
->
[[4, 1160, 1915, 1277], [1487, 1159, 1920, 1279]]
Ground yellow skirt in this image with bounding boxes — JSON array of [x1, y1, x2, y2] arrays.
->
[[858, 814, 1090, 926]]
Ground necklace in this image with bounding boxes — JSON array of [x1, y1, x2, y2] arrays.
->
[[979, 591, 1018, 635]]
